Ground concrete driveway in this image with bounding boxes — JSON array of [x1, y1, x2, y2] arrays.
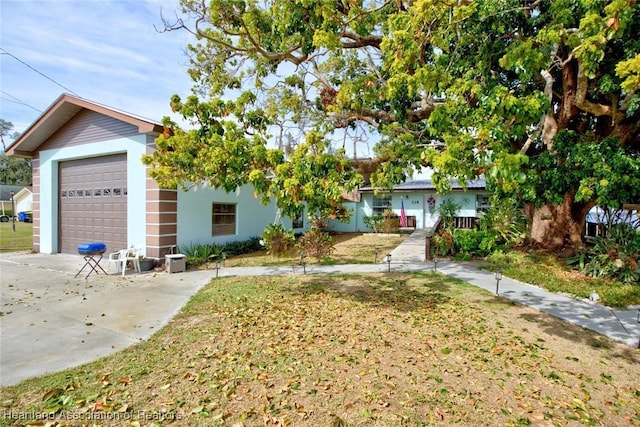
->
[[0, 252, 214, 386]]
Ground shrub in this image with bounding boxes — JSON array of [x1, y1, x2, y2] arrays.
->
[[381, 209, 399, 234], [363, 214, 384, 233], [432, 229, 454, 257], [567, 223, 640, 283], [298, 228, 334, 261], [437, 199, 461, 230], [180, 242, 224, 266], [478, 198, 528, 246], [180, 237, 265, 267], [453, 229, 492, 257], [261, 223, 296, 257], [223, 236, 262, 256]]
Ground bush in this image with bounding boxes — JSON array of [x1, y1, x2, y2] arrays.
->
[[453, 229, 492, 257], [180, 242, 225, 266], [298, 228, 334, 261], [437, 199, 461, 230], [363, 214, 384, 233], [432, 229, 454, 257], [261, 223, 296, 257], [478, 198, 528, 247], [223, 236, 262, 256], [567, 223, 640, 284], [179, 237, 264, 267]]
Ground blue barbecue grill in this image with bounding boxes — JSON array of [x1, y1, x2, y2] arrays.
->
[[75, 242, 108, 278]]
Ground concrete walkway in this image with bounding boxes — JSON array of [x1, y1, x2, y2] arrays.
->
[[1, 231, 639, 386]]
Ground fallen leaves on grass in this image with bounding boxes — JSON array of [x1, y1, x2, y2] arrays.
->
[[3, 273, 639, 426]]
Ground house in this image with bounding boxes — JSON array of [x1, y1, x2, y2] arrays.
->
[[584, 204, 640, 238], [6, 94, 306, 259], [0, 184, 27, 221], [326, 170, 491, 233], [13, 186, 33, 216]]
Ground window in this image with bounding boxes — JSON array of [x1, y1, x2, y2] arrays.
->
[[372, 195, 392, 215], [212, 203, 236, 236], [476, 195, 492, 214], [291, 211, 304, 229]]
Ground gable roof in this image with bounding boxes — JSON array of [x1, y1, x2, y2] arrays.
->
[[0, 185, 27, 201], [6, 94, 164, 158], [360, 178, 486, 193]]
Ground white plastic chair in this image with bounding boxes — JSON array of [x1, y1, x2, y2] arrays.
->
[[107, 251, 123, 274], [107, 247, 141, 276], [120, 247, 141, 276]]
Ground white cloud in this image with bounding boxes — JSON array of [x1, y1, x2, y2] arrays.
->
[[0, 0, 196, 133]]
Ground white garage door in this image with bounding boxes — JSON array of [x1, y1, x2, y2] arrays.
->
[[58, 154, 127, 254]]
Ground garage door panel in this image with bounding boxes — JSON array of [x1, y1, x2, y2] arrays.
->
[[59, 154, 127, 254]]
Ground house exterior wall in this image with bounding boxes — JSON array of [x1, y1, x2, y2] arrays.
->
[[14, 191, 33, 213], [37, 135, 148, 254], [39, 110, 139, 151], [32, 158, 40, 252], [176, 184, 307, 249], [327, 190, 490, 233]]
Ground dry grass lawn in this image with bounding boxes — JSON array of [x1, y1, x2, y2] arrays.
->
[[1, 273, 638, 426]]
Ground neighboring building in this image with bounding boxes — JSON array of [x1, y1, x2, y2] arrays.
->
[[13, 186, 33, 215], [326, 171, 490, 233], [0, 184, 27, 220], [584, 204, 640, 238], [6, 94, 306, 258]]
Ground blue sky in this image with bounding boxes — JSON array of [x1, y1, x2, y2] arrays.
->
[[1, 0, 197, 136]]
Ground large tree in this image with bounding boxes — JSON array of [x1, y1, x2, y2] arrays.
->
[[0, 119, 31, 185], [149, 0, 640, 249]]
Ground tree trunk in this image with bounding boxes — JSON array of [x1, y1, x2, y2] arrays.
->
[[526, 194, 594, 251]]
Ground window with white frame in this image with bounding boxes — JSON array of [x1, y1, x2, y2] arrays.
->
[[212, 203, 236, 236], [291, 211, 304, 229], [476, 194, 492, 214], [372, 195, 392, 215]]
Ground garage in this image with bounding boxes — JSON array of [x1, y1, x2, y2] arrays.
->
[[58, 154, 127, 254]]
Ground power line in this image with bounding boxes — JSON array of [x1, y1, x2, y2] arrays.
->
[[0, 90, 42, 112], [0, 47, 80, 97]]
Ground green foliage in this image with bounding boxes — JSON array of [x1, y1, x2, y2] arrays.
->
[[163, 0, 640, 249], [261, 223, 296, 257], [436, 199, 461, 230], [432, 229, 454, 258], [180, 242, 225, 266], [297, 228, 334, 261], [452, 229, 492, 258], [487, 249, 640, 307], [363, 214, 384, 233], [567, 224, 640, 284], [179, 237, 262, 266], [478, 199, 529, 247]]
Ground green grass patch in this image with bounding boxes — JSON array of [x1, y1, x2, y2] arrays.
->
[[0, 222, 33, 252], [483, 250, 640, 308]]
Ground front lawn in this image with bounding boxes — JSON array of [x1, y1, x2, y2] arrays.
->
[[1, 273, 638, 426], [0, 221, 33, 252], [222, 233, 406, 267]]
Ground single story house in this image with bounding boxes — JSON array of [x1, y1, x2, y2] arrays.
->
[[0, 184, 28, 220], [6, 94, 306, 259], [13, 186, 33, 215], [326, 173, 491, 233]]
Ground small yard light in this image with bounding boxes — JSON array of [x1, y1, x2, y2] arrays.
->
[[300, 250, 307, 274], [374, 247, 381, 263], [495, 270, 502, 295], [215, 258, 221, 278], [386, 253, 392, 272], [433, 255, 438, 272], [221, 252, 227, 267]]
